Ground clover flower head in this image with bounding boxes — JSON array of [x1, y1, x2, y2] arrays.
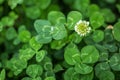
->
[[75, 20, 91, 37]]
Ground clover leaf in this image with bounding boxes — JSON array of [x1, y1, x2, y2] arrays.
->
[[52, 23, 67, 40], [36, 50, 46, 62], [48, 11, 66, 25], [67, 11, 82, 30], [34, 20, 52, 44], [113, 21, 120, 41], [26, 64, 43, 78], [64, 43, 81, 65], [80, 45, 99, 64], [109, 53, 120, 71], [90, 12, 104, 29], [74, 63, 93, 74]]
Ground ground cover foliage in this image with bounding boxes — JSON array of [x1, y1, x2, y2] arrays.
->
[[0, 0, 120, 80]]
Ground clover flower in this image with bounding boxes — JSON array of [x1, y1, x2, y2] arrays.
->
[[75, 20, 91, 36]]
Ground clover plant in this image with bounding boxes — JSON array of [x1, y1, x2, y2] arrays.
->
[[0, 0, 120, 80]]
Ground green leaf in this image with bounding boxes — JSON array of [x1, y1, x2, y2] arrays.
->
[[95, 44, 107, 52], [67, 11, 82, 30], [44, 71, 55, 77], [71, 72, 81, 80], [53, 64, 63, 73], [101, 8, 116, 23], [80, 45, 99, 64], [8, 0, 23, 9], [18, 25, 26, 33], [46, 4, 60, 12], [37, 0, 51, 9], [105, 0, 115, 3], [41, 56, 51, 66], [90, 12, 104, 29], [99, 52, 108, 61], [80, 72, 94, 80], [50, 39, 67, 50], [18, 30, 31, 43], [6, 27, 17, 40], [29, 37, 43, 51], [9, 11, 18, 20], [109, 53, 120, 71], [52, 23, 67, 40], [8, 58, 27, 75], [95, 62, 110, 77], [19, 48, 35, 61], [74, 63, 93, 74], [103, 43, 118, 53], [34, 20, 52, 44], [1, 16, 14, 27], [0, 22, 3, 32], [34, 20, 51, 33], [64, 43, 81, 65], [68, 32, 82, 44], [13, 37, 21, 45], [36, 50, 46, 62], [0, 69, 5, 80], [44, 62, 53, 71], [22, 77, 31, 80], [0, 0, 4, 4], [104, 29, 114, 42], [113, 21, 120, 41], [92, 30, 104, 43], [98, 71, 115, 80], [36, 34, 52, 44], [48, 11, 66, 25], [116, 4, 120, 13], [25, 6, 41, 19], [44, 76, 56, 80], [73, 0, 90, 13], [84, 35, 95, 45], [87, 4, 100, 17], [26, 64, 43, 78], [64, 68, 79, 80]]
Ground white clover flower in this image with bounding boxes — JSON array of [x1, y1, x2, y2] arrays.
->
[[75, 20, 91, 37]]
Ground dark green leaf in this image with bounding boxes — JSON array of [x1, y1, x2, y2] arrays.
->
[[109, 53, 120, 71], [99, 71, 115, 80], [92, 30, 104, 42], [25, 6, 41, 19], [95, 62, 110, 77], [113, 21, 120, 41], [6, 27, 17, 40], [26, 64, 43, 78]]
